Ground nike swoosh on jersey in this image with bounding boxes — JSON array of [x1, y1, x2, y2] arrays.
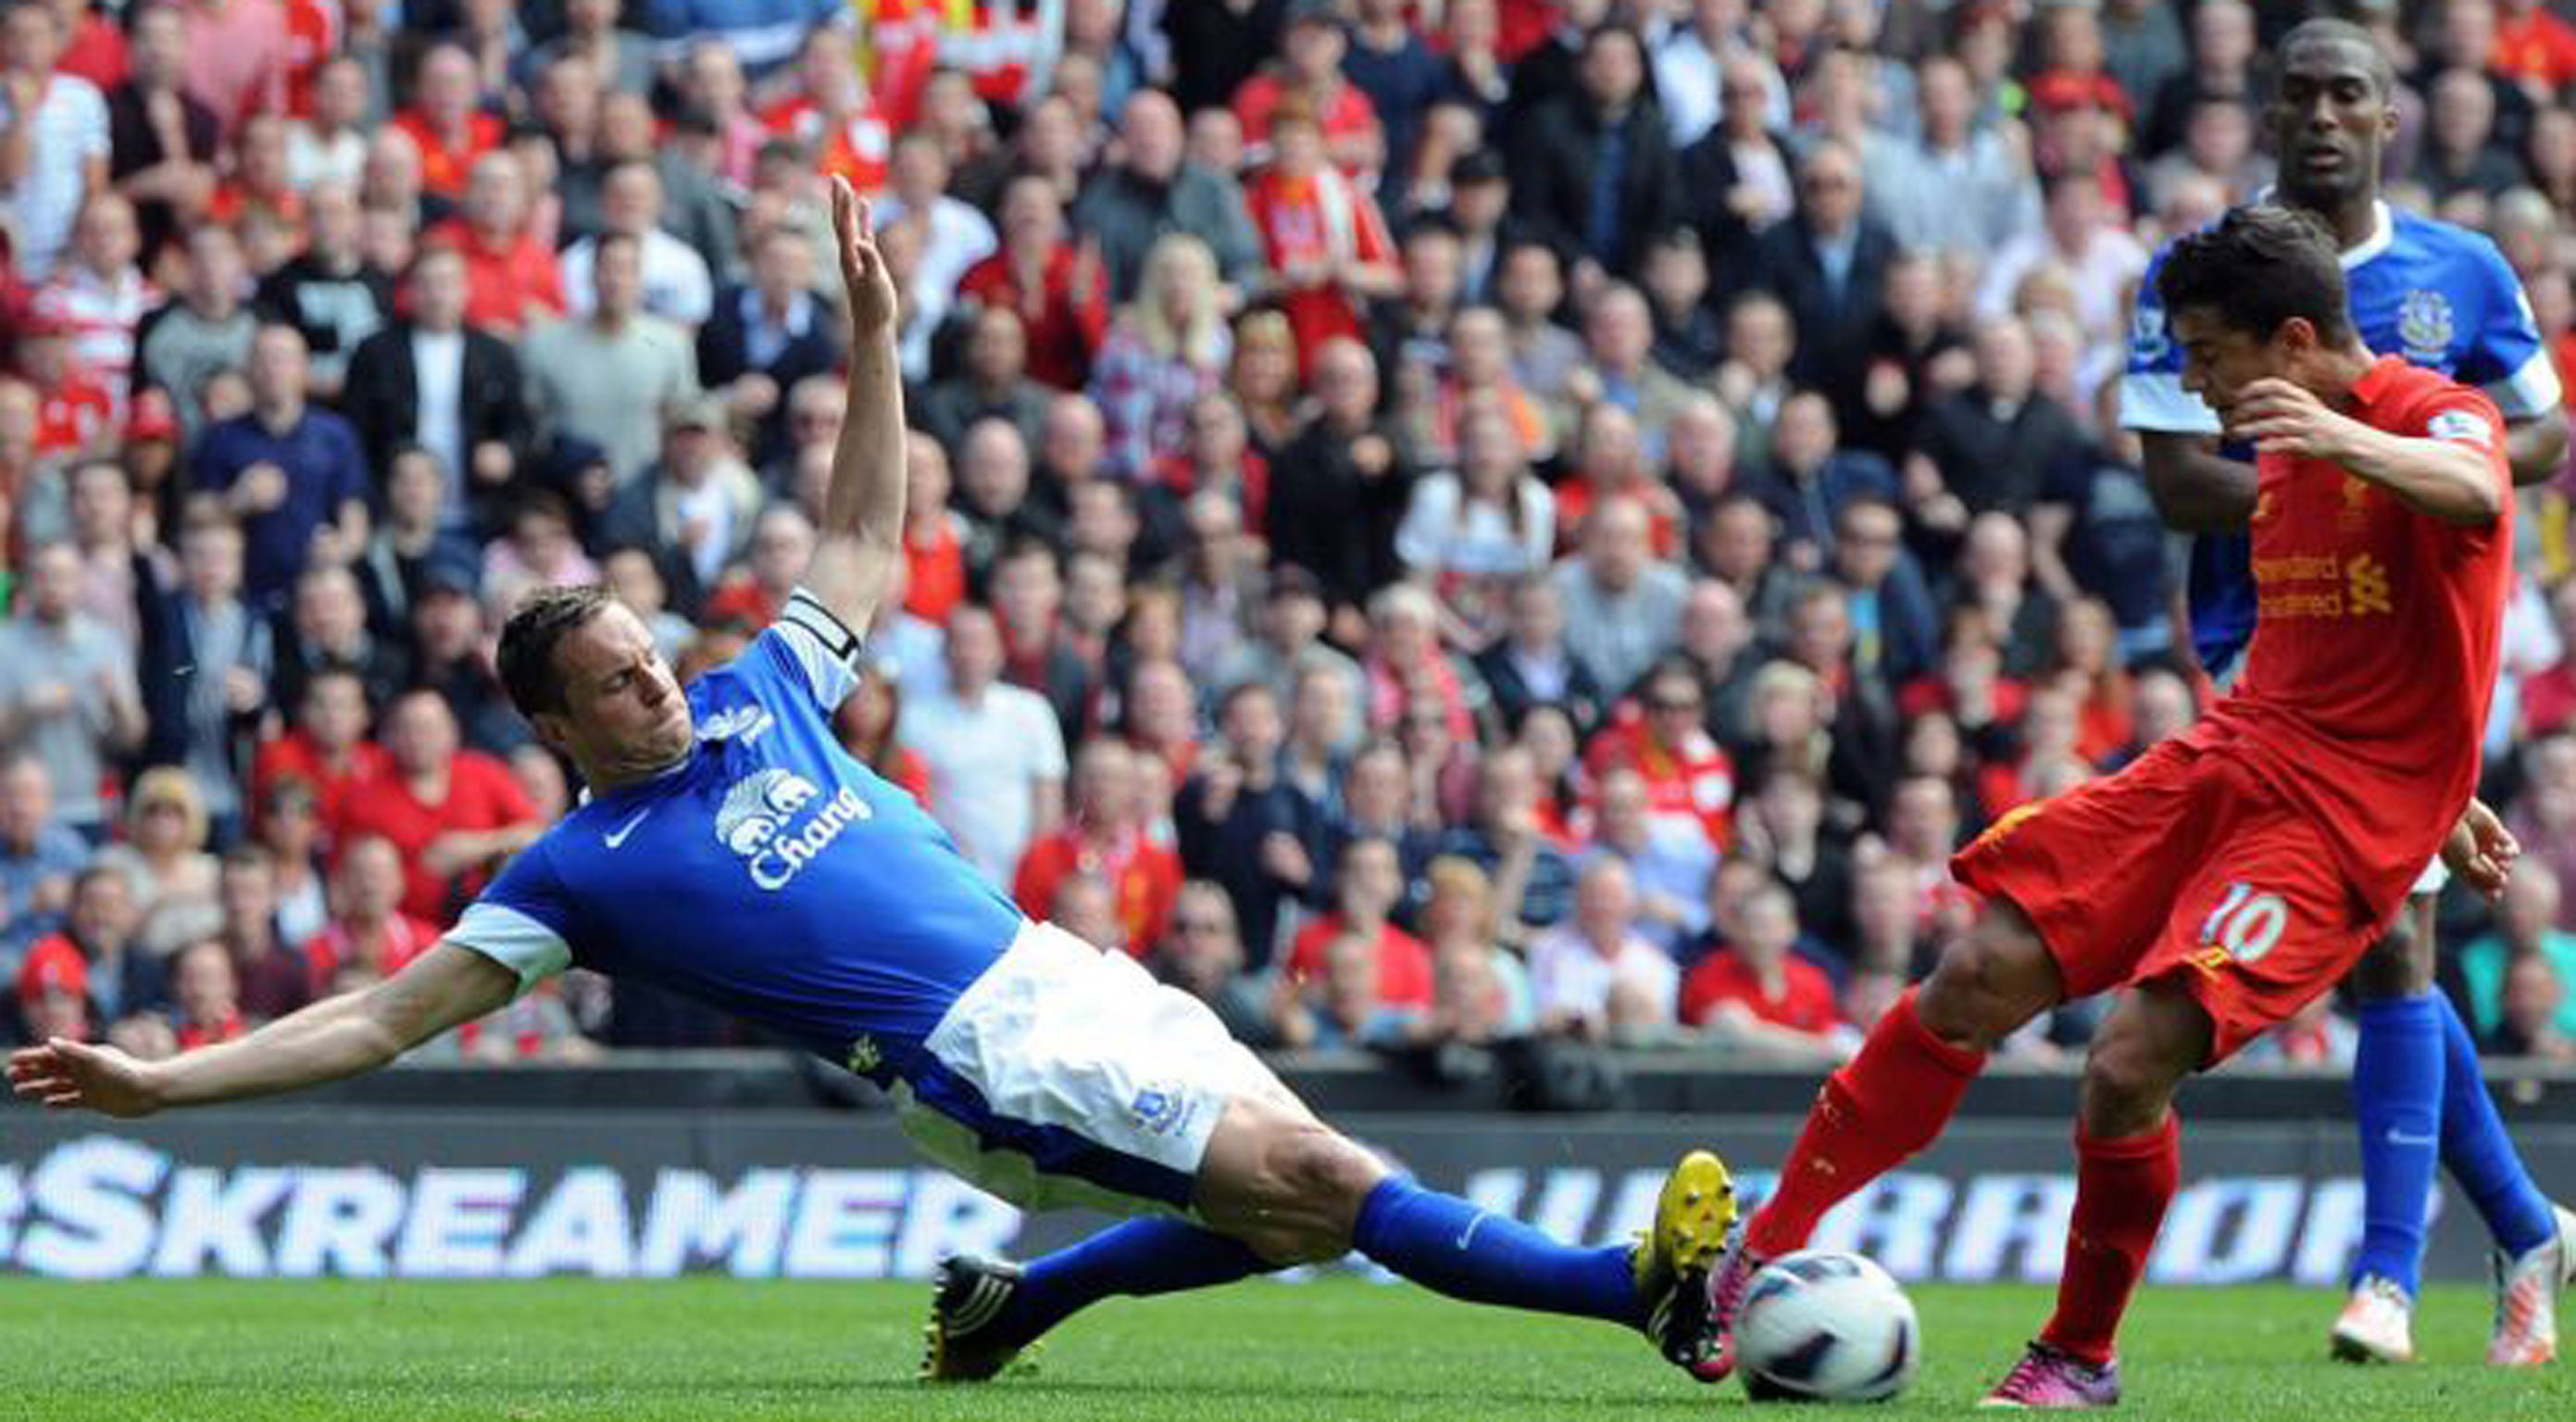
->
[[604, 807, 654, 848]]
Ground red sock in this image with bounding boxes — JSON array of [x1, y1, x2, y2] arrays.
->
[[1746, 989, 1985, 1257], [2040, 1115, 2182, 1366]]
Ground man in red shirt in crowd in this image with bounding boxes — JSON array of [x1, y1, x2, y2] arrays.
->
[[250, 664, 388, 836], [300, 834, 441, 993], [1284, 835, 1433, 1017], [392, 42, 500, 202], [1679, 881, 1840, 1044], [1583, 656, 1735, 852], [1014, 736, 1182, 956], [332, 687, 541, 926], [1701, 206, 2524, 1407], [426, 152, 565, 337]]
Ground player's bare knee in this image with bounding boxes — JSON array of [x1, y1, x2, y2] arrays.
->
[[2078, 1035, 2182, 1136], [1919, 922, 2057, 1052], [1267, 1123, 1386, 1225]]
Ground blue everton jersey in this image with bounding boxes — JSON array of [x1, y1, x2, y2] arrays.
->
[[2122, 202, 2561, 669], [448, 590, 1025, 1080]]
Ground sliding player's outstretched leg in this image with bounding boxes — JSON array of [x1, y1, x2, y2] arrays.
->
[[1704, 900, 2060, 1382]]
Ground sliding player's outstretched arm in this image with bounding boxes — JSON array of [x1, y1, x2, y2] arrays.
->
[[801, 175, 907, 642], [6, 942, 519, 1117]]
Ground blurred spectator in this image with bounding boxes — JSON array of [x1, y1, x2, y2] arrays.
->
[[562, 160, 716, 330], [252, 773, 327, 944], [425, 151, 566, 339], [1475, 574, 1605, 741], [2493, 952, 2576, 1061], [1869, 55, 2042, 262], [1244, 100, 1400, 363], [252, 181, 387, 398], [1233, 0, 1377, 174], [1913, 318, 2086, 539], [1175, 680, 1320, 970], [1584, 764, 1712, 955], [94, 764, 216, 951], [957, 173, 1110, 393], [1680, 880, 1840, 1053], [1275, 835, 1432, 1050], [1091, 231, 1232, 482], [213, 843, 309, 1021], [300, 830, 435, 992], [105, 1, 217, 273], [0, 541, 146, 839], [1551, 495, 1685, 699], [2464, 859, 2576, 1045], [907, 604, 1068, 887], [33, 193, 154, 400], [1979, 174, 2149, 349], [1436, 743, 1576, 943], [1529, 854, 1675, 1043], [1745, 141, 1895, 413], [922, 304, 1052, 458], [1744, 390, 1900, 570], [1014, 736, 1182, 956], [1212, 564, 1365, 725], [0, 752, 86, 953], [17, 861, 161, 1029], [1, 0, 110, 281], [393, 41, 499, 203], [1417, 854, 1534, 1045], [136, 224, 256, 442], [1396, 393, 1555, 641], [2424, 66, 2529, 206], [1507, 20, 1675, 287], [1271, 337, 1412, 636], [334, 687, 540, 925], [187, 323, 369, 608], [602, 398, 763, 613], [343, 243, 530, 530], [1071, 89, 1264, 303], [700, 221, 842, 471], [1150, 877, 1273, 1046], [522, 231, 699, 486], [136, 513, 269, 841]]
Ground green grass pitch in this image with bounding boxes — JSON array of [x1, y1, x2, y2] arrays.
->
[[3, 1279, 2570, 1420]]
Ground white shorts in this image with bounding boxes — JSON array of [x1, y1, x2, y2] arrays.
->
[[891, 920, 1280, 1219], [2412, 856, 2449, 897]]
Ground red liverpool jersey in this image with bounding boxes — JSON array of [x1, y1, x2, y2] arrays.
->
[[2195, 356, 2512, 920]]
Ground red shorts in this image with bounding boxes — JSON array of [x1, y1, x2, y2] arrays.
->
[[1949, 739, 2386, 1064]]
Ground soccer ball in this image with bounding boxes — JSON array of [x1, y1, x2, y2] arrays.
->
[[1734, 1249, 1921, 1403]]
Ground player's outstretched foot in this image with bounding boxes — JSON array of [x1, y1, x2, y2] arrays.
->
[[2487, 1202, 2576, 1366], [2330, 1274, 2417, 1365], [1976, 1341, 2120, 1410], [920, 1255, 1033, 1383], [1690, 1231, 1770, 1384], [1635, 1149, 1738, 1378]]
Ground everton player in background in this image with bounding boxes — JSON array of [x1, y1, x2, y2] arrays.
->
[[1710, 205, 2525, 1408], [7, 178, 1741, 1387], [2121, 19, 2572, 1368]]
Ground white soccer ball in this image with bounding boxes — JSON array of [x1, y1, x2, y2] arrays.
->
[[1735, 1249, 1921, 1403]]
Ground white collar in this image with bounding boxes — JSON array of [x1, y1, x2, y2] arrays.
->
[[2250, 189, 2393, 269]]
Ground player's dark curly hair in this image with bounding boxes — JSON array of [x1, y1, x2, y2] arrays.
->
[[498, 583, 618, 717], [2156, 205, 2355, 347]]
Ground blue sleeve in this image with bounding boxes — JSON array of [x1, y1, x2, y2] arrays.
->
[[2119, 247, 2221, 436], [638, 0, 691, 40], [2458, 238, 2564, 421], [449, 839, 578, 995]]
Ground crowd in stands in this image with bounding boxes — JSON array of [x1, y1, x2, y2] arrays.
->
[[6, 0, 2576, 1072]]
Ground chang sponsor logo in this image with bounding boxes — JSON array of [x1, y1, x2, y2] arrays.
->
[[715, 768, 870, 890]]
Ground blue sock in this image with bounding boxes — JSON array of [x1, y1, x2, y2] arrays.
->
[[1352, 1176, 1642, 1328], [996, 1218, 1275, 1346], [2436, 993, 2557, 1258], [2351, 994, 2444, 1295]]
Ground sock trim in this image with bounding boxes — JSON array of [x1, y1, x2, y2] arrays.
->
[[1894, 988, 1990, 1079], [2075, 1113, 2181, 1161]]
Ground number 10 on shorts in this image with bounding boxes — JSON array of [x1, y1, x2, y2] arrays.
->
[[2197, 882, 2288, 967]]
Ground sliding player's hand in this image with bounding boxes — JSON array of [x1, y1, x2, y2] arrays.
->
[[6, 1039, 163, 1118], [830, 175, 898, 337], [2228, 378, 2357, 461], [2440, 797, 2520, 902]]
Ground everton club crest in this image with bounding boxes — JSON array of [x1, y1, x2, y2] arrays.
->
[[2398, 289, 2455, 366]]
